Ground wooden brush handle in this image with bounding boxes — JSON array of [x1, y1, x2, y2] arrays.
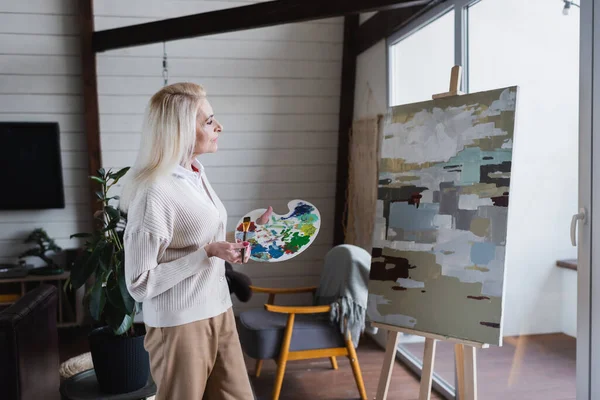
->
[[241, 232, 247, 262]]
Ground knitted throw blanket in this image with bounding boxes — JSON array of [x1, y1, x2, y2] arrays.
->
[[314, 244, 372, 348]]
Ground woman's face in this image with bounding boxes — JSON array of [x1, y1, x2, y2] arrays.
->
[[194, 99, 223, 156]]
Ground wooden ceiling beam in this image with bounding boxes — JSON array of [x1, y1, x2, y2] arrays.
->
[[93, 0, 429, 52]]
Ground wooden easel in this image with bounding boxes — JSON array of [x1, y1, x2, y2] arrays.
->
[[373, 65, 488, 400], [432, 65, 464, 99], [373, 322, 487, 400]]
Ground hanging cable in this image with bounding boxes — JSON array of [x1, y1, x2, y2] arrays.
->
[[162, 42, 169, 86]]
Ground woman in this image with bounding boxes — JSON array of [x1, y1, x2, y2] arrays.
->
[[120, 82, 268, 399]]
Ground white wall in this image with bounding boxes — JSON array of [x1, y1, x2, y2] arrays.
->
[[93, 1, 344, 313], [0, 0, 90, 266], [354, 41, 387, 120], [562, 268, 577, 337]]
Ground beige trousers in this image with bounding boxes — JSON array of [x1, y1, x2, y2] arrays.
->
[[144, 308, 254, 400]]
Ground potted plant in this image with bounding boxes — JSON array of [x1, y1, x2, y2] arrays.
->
[[67, 167, 150, 394], [19, 228, 64, 275]]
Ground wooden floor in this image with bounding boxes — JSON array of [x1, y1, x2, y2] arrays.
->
[[244, 333, 575, 400], [58, 328, 575, 400], [244, 335, 442, 400], [397, 334, 575, 400]]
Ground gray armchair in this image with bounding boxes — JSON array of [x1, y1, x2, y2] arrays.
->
[[237, 245, 370, 400]]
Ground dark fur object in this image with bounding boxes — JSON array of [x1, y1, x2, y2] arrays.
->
[[224, 262, 252, 302]]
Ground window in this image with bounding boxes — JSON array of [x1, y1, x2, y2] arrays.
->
[[389, 10, 455, 106]]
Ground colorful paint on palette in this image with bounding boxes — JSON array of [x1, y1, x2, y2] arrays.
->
[[367, 86, 518, 346], [235, 199, 321, 263]]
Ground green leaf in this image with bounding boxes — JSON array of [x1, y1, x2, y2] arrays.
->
[[98, 167, 106, 177], [82, 233, 101, 248], [19, 248, 41, 258], [70, 241, 106, 289], [70, 233, 92, 239], [115, 249, 124, 266], [89, 274, 106, 321], [105, 206, 120, 221], [109, 167, 130, 185], [104, 304, 133, 336], [98, 242, 115, 271], [106, 275, 126, 313], [118, 273, 135, 314], [114, 313, 133, 336], [90, 176, 105, 184], [103, 269, 113, 282], [95, 191, 104, 200], [103, 206, 121, 231], [110, 166, 130, 178], [48, 241, 62, 252], [69, 252, 90, 288], [102, 221, 118, 233]]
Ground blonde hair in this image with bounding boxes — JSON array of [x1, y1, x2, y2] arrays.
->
[[120, 82, 207, 212]]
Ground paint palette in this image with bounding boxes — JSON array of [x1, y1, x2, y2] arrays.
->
[[235, 199, 321, 263]]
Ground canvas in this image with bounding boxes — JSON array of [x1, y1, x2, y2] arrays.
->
[[235, 199, 321, 262], [367, 86, 518, 346]]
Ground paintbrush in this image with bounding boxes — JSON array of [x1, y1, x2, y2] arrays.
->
[[241, 216, 251, 262]]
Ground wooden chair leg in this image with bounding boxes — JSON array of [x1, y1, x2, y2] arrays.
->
[[330, 356, 338, 370], [255, 359, 263, 377], [272, 313, 295, 400], [345, 333, 368, 400]]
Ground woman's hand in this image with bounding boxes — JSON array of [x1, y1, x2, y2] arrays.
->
[[236, 239, 251, 264], [205, 241, 250, 264], [220, 205, 271, 263]]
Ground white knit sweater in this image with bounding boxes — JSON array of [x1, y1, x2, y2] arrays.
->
[[123, 160, 231, 327]]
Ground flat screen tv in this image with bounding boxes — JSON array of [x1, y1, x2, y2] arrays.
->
[[0, 122, 65, 210]]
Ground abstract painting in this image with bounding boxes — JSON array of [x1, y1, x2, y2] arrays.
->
[[235, 199, 321, 262], [367, 86, 518, 345]]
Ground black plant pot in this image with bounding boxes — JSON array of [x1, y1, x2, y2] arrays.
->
[[88, 325, 150, 394]]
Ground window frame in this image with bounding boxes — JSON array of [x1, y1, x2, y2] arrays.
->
[[386, 0, 477, 108]]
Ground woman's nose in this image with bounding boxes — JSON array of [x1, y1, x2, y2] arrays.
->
[[216, 121, 223, 132]]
